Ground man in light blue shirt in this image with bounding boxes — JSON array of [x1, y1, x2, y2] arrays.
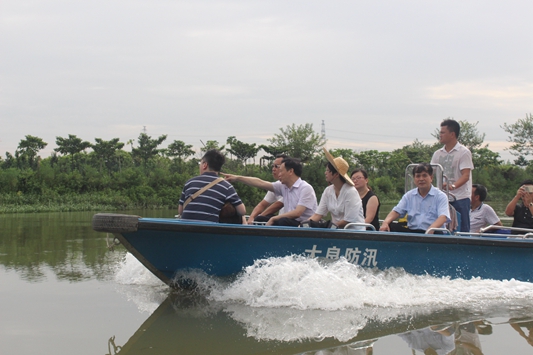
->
[[380, 163, 451, 234]]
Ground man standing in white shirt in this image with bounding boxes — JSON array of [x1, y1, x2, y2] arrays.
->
[[431, 119, 474, 233]]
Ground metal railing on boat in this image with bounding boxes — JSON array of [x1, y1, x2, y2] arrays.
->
[[425, 228, 453, 235], [344, 223, 376, 231], [453, 225, 533, 239]]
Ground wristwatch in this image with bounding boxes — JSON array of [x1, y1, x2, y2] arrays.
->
[[451, 184, 456, 190]]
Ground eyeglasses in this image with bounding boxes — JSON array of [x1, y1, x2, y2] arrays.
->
[[352, 176, 365, 181], [272, 164, 281, 169]]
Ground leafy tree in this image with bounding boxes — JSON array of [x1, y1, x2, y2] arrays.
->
[[395, 139, 439, 165], [226, 136, 259, 164], [126, 139, 135, 150], [267, 123, 326, 163], [353, 150, 382, 173], [92, 138, 124, 173], [514, 155, 529, 167], [54, 134, 91, 170], [258, 144, 286, 166], [15, 135, 47, 170], [472, 147, 502, 167], [330, 148, 356, 168], [131, 133, 167, 168], [167, 140, 195, 161], [502, 114, 533, 159], [200, 140, 225, 154], [458, 121, 486, 151]]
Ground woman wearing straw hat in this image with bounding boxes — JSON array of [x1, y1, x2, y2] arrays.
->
[[306, 148, 365, 229]]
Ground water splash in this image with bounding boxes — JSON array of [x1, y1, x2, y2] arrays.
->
[[210, 255, 533, 310], [113, 253, 168, 313], [114, 253, 533, 313]]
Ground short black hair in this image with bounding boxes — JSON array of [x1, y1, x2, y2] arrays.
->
[[520, 179, 533, 186], [326, 161, 346, 183], [326, 161, 337, 174], [275, 154, 288, 160], [202, 149, 225, 172], [472, 184, 487, 202], [441, 119, 460, 139], [412, 163, 433, 176], [281, 157, 303, 177]]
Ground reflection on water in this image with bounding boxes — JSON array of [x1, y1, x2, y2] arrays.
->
[[106, 253, 533, 354], [0, 209, 175, 283]]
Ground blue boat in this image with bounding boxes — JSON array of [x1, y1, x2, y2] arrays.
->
[[92, 213, 533, 287]]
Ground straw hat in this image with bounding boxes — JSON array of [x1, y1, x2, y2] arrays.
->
[[323, 147, 354, 186]]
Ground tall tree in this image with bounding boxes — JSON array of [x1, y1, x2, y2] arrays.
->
[[131, 133, 167, 167], [502, 114, 533, 159], [55, 134, 91, 170], [226, 136, 259, 164], [258, 144, 286, 165], [396, 139, 439, 165], [267, 123, 326, 163], [167, 140, 195, 161], [15, 135, 47, 170], [200, 140, 225, 153], [472, 147, 502, 167], [92, 138, 125, 173], [3, 152, 15, 169]]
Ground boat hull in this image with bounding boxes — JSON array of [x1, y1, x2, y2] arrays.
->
[[93, 213, 533, 286]]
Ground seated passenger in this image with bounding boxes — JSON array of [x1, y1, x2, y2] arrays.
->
[[351, 168, 381, 230], [470, 184, 502, 233], [223, 158, 317, 226], [178, 149, 246, 223], [380, 163, 450, 234], [505, 179, 533, 234], [247, 154, 286, 224], [306, 148, 364, 229]]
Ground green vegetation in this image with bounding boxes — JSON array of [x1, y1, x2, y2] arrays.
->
[[1, 118, 533, 214]]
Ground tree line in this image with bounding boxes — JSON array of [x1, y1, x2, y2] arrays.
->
[[1, 115, 533, 213]]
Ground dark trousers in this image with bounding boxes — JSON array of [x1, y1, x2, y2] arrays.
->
[[389, 223, 425, 234], [272, 217, 301, 227], [451, 198, 470, 233], [254, 215, 273, 223]]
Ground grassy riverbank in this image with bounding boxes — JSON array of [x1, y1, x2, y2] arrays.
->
[[0, 192, 177, 214]]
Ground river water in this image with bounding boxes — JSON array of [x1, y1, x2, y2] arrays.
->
[[2, 209, 533, 355]]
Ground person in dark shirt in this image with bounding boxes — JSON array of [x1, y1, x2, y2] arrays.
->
[[505, 179, 533, 234], [351, 168, 380, 230], [178, 149, 246, 223]]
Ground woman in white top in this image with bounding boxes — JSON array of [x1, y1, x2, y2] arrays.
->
[[308, 148, 365, 229]]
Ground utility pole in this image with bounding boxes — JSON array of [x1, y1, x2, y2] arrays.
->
[[321, 120, 326, 139]]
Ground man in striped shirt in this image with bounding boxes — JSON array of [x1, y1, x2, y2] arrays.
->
[[178, 149, 246, 223]]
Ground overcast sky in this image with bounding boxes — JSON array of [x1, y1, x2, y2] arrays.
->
[[1, 0, 532, 162]]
